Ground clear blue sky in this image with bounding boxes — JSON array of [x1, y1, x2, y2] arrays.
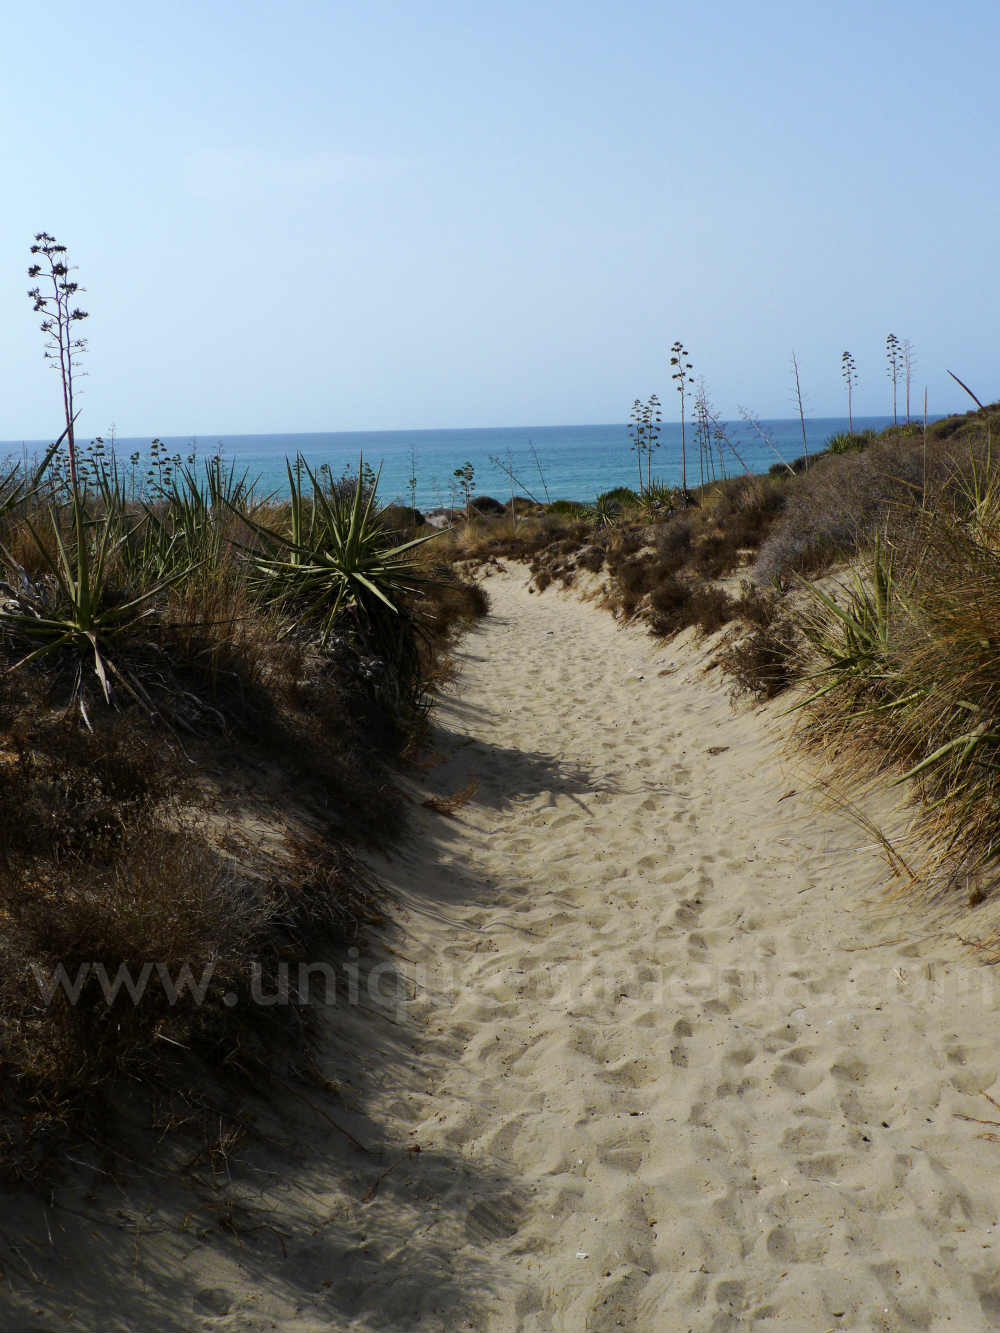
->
[[2, 0, 995, 437]]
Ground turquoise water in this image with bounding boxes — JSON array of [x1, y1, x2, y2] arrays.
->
[[0, 417, 896, 510]]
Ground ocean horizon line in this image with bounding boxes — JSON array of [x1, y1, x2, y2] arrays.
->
[[0, 412, 913, 447], [0, 414, 914, 509]]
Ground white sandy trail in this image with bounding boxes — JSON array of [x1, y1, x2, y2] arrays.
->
[[5, 566, 1000, 1333]]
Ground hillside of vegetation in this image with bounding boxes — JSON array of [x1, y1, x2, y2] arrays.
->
[[0, 442, 486, 1178]]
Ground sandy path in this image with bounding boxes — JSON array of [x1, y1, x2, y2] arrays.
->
[[373, 568, 1000, 1331], [5, 566, 1000, 1332]]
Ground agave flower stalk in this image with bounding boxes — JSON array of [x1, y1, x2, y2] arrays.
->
[[27, 233, 88, 494]]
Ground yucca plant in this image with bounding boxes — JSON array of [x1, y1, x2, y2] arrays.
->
[[285, 455, 316, 564], [230, 455, 445, 720], [628, 395, 662, 494], [587, 493, 622, 529], [669, 341, 694, 494], [235, 454, 441, 639], [802, 537, 894, 662], [826, 429, 876, 456], [160, 456, 260, 576], [27, 234, 86, 491], [637, 480, 678, 521], [0, 499, 194, 718]]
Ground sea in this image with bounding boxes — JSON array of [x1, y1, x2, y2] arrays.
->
[[0, 416, 897, 511]]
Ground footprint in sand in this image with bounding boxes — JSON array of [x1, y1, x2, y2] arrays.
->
[[724, 1045, 757, 1068], [599, 1142, 647, 1173], [766, 1224, 829, 1263], [716, 1078, 755, 1099], [783, 1044, 817, 1066], [830, 1054, 868, 1082], [795, 1152, 848, 1181], [659, 865, 693, 885], [773, 1058, 825, 1095], [763, 1023, 800, 1052], [780, 1122, 829, 1153], [670, 1016, 694, 1067], [703, 993, 738, 1016], [599, 1057, 653, 1088], [465, 1194, 526, 1241], [714, 1277, 747, 1314], [634, 853, 663, 874]]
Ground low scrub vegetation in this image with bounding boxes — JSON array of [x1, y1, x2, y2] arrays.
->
[[445, 469, 789, 642], [0, 439, 486, 1174]]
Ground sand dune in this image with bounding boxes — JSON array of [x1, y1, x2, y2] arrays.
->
[[5, 565, 1000, 1332]]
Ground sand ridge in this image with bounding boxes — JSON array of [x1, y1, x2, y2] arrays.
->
[[3, 565, 1000, 1332]]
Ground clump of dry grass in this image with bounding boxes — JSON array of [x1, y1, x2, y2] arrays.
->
[[0, 650, 399, 1175], [718, 582, 804, 700]]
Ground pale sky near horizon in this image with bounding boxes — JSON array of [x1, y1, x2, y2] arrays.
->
[[1, 0, 996, 438]]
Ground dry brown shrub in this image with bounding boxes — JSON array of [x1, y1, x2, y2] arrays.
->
[[753, 435, 940, 584], [612, 527, 645, 558], [577, 545, 605, 573], [690, 532, 733, 577], [0, 823, 247, 1094], [646, 575, 691, 635], [653, 514, 693, 558], [719, 618, 803, 699], [687, 585, 738, 636]]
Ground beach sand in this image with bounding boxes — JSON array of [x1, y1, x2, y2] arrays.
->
[[4, 565, 1000, 1331]]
